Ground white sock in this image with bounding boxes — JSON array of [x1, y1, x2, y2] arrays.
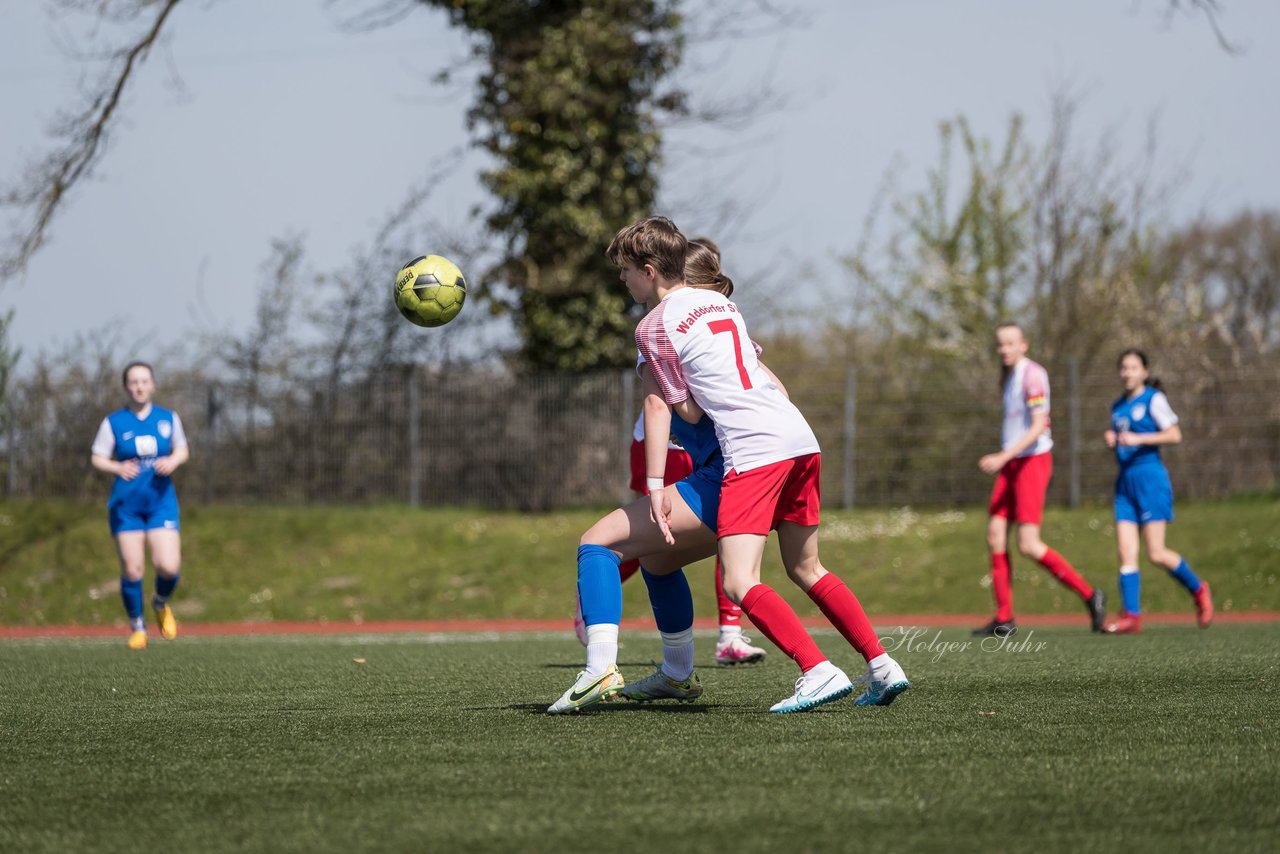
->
[[717, 624, 742, 645], [660, 627, 695, 681], [584, 624, 619, 677], [868, 652, 892, 672], [130, 616, 145, 632]]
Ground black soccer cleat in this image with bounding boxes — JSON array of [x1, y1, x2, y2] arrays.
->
[[972, 618, 1018, 638], [1086, 588, 1107, 633]]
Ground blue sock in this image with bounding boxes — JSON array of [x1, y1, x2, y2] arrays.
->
[[154, 573, 180, 607], [1118, 566, 1141, 615], [1169, 559, 1202, 594], [120, 577, 144, 630], [641, 568, 694, 633], [577, 545, 623, 626]]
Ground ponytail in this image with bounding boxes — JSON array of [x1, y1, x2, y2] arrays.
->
[[684, 241, 733, 297]]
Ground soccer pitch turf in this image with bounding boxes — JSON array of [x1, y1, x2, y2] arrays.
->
[[2, 625, 1277, 853]]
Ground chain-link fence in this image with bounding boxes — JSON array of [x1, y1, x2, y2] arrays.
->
[[4, 361, 1277, 509]]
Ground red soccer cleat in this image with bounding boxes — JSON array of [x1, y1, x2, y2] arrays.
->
[[1104, 612, 1142, 634], [1194, 581, 1214, 629]]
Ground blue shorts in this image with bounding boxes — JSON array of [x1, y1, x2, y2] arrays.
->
[[109, 492, 181, 536], [1114, 463, 1174, 525], [675, 466, 723, 533]]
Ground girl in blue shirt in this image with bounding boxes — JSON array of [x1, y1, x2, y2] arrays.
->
[[1102, 349, 1212, 633], [90, 361, 189, 649]]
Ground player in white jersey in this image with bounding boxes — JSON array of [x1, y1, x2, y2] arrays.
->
[[974, 323, 1105, 636], [612, 216, 908, 713]]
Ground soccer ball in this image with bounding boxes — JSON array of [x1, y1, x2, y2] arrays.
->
[[393, 255, 468, 327]]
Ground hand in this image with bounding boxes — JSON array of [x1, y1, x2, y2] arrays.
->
[[153, 455, 178, 476], [978, 452, 1008, 475], [649, 488, 675, 546], [1117, 432, 1144, 447], [116, 460, 140, 481], [1104, 430, 1117, 449]]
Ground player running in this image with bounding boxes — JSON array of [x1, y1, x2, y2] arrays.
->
[[973, 324, 1106, 636], [549, 241, 761, 714], [89, 361, 188, 649], [623, 216, 908, 714], [1102, 349, 1213, 633]]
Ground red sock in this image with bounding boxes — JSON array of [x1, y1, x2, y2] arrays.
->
[[740, 584, 826, 671], [991, 552, 1014, 622], [618, 559, 641, 583], [806, 573, 884, 661], [714, 559, 742, 627], [1038, 548, 1093, 600]]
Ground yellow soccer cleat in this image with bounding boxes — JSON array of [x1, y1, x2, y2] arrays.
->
[[127, 630, 148, 650], [155, 604, 179, 641]]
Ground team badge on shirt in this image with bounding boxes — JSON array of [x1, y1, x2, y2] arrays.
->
[[158, 420, 172, 439]]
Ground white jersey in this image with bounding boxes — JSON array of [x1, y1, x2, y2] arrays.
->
[[1002, 357, 1053, 457], [635, 287, 819, 473]]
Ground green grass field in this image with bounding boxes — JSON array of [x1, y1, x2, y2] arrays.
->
[[2, 625, 1277, 853], [2, 497, 1278, 627]]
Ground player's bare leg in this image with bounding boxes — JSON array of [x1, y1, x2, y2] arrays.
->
[[974, 515, 1017, 636], [1106, 522, 1143, 633], [1142, 522, 1212, 628], [1017, 523, 1105, 632]]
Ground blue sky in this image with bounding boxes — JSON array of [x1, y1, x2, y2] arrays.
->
[[2, 0, 1278, 357]]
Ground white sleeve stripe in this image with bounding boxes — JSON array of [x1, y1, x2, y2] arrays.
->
[[90, 417, 115, 458], [1149, 392, 1178, 430]]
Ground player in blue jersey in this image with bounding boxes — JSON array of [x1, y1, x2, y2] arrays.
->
[[1102, 349, 1213, 634], [90, 361, 189, 649], [549, 242, 775, 714]]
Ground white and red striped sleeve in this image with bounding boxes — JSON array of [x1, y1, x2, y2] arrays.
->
[[634, 301, 689, 405]]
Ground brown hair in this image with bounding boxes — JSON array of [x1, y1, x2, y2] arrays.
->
[[605, 216, 687, 282], [685, 240, 733, 297], [690, 235, 721, 262], [122, 360, 154, 387], [1118, 348, 1163, 392]]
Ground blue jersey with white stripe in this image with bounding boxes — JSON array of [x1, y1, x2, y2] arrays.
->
[[1110, 387, 1175, 470], [101, 405, 181, 509]]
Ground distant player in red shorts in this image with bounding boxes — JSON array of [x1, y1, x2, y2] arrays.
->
[[618, 216, 907, 713], [974, 323, 1106, 636]]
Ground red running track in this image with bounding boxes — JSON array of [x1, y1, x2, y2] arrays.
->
[[1, 612, 1276, 639]]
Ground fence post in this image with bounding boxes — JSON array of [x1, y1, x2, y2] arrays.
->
[[5, 405, 14, 498], [408, 366, 421, 508], [620, 368, 635, 505], [842, 364, 857, 509], [204, 383, 219, 504], [1068, 356, 1081, 509]]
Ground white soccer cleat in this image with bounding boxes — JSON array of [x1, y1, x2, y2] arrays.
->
[[715, 634, 767, 666], [620, 668, 703, 703], [853, 656, 910, 707], [547, 665, 625, 715], [768, 662, 853, 714]]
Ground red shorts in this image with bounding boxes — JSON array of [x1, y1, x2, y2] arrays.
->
[[628, 439, 694, 494], [717, 453, 822, 537], [988, 451, 1053, 525]]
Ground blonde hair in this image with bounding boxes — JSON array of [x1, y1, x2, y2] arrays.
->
[[684, 240, 733, 297], [605, 216, 687, 281]]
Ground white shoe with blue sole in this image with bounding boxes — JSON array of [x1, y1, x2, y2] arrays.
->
[[853, 657, 910, 707], [769, 663, 853, 714]]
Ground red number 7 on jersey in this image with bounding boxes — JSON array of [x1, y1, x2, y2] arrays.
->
[[708, 319, 753, 390]]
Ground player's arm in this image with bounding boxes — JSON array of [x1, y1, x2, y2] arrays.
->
[[1117, 424, 1181, 446], [91, 453, 139, 481], [640, 369, 676, 545], [979, 409, 1048, 474], [1118, 393, 1182, 446], [758, 360, 788, 399], [90, 418, 139, 480], [153, 442, 189, 476]]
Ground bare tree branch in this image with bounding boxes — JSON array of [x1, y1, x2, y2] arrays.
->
[[1165, 0, 1240, 54], [0, 0, 183, 282]]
